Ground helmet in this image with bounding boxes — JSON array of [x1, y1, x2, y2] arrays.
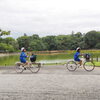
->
[[76, 47, 81, 51], [21, 47, 25, 51]]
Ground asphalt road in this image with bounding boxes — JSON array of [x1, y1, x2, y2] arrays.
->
[[0, 65, 100, 100]]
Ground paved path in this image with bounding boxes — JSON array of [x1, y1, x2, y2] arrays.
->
[[0, 65, 100, 100]]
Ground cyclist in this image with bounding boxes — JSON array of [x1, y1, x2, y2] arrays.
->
[[20, 47, 28, 68], [74, 47, 82, 66]]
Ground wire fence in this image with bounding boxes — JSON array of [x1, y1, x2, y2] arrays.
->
[[91, 56, 100, 62]]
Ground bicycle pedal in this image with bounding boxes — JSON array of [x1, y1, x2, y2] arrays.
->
[[78, 66, 80, 68], [24, 68, 26, 70]]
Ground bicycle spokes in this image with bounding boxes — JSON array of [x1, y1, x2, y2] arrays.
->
[[83, 62, 95, 72], [66, 61, 77, 71], [15, 64, 24, 73], [29, 64, 41, 73]]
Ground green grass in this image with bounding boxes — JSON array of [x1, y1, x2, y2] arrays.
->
[[94, 62, 100, 67]]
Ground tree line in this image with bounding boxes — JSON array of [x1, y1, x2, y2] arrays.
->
[[0, 29, 100, 52]]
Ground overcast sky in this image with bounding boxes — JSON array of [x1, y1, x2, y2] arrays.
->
[[0, 0, 100, 38]]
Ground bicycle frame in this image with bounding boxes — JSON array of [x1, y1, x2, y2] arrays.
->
[[15, 62, 41, 73]]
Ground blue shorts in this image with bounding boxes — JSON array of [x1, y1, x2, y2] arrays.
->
[[74, 58, 81, 62], [20, 59, 26, 63]]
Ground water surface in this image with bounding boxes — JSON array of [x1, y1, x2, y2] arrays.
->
[[0, 53, 72, 66]]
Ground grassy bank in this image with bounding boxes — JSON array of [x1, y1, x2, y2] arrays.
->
[[94, 62, 100, 67]]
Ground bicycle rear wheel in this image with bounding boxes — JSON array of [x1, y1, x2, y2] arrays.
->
[[29, 63, 41, 73], [83, 61, 95, 72], [66, 61, 77, 71], [15, 63, 24, 73]]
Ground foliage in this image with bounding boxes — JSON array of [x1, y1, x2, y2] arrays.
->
[[0, 29, 100, 52], [95, 43, 100, 49], [0, 30, 16, 52], [0, 29, 10, 37], [42, 36, 57, 50], [84, 31, 100, 49], [0, 43, 14, 52], [17, 36, 30, 50]]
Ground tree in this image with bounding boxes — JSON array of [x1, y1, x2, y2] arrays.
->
[[0, 29, 10, 37], [55, 35, 69, 50], [74, 32, 82, 38], [3, 37, 19, 51], [0, 43, 14, 52], [29, 40, 46, 51], [42, 36, 57, 50], [24, 33, 27, 36], [3, 37, 15, 45], [30, 34, 40, 40], [84, 31, 100, 49], [17, 36, 30, 50], [95, 43, 100, 49]]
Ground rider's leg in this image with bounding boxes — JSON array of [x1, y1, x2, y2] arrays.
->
[[78, 60, 82, 66], [24, 61, 28, 66], [75, 59, 82, 66], [21, 61, 28, 68]]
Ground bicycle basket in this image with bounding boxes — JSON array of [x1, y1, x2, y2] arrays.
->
[[84, 53, 90, 61], [30, 55, 37, 62]]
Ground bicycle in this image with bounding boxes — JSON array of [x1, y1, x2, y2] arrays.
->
[[15, 62, 41, 73], [66, 53, 95, 72]]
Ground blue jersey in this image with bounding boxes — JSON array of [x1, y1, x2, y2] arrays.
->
[[74, 52, 80, 61], [20, 52, 27, 63]]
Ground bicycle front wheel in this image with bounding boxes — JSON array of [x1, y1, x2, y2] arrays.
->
[[83, 61, 95, 72], [29, 63, 41, 73], [66, 61, 77, 71]]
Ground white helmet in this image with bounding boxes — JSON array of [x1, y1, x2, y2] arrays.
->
[[21, 47, 25, 51], [76, 47, 81, 51]]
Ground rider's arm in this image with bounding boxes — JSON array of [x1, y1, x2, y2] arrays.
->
[[21, 52, 28, 58], [78, 53, 83, 56], [79, 53, 82, 56]]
